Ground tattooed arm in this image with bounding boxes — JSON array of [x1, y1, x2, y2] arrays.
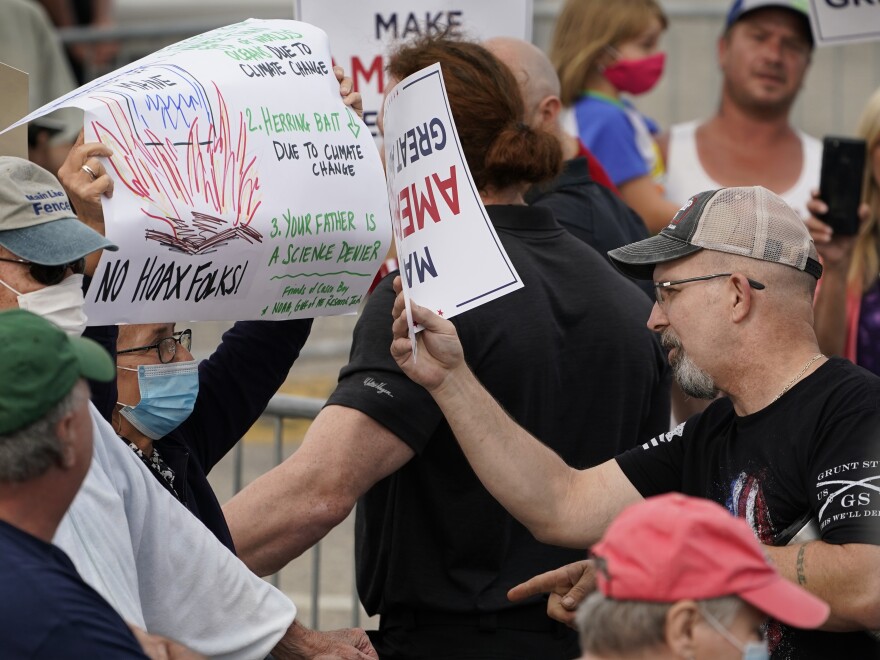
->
[[764, 542, 880, 631]]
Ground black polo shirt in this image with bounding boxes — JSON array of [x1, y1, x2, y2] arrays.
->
[[328, 205, 670, 645]]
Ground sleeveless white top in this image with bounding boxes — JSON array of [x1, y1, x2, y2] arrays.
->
[[664, 120, 822, 219]]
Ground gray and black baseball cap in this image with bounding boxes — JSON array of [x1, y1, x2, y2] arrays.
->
[[608, 186, 823, 281], [0, 157, 117, 266]]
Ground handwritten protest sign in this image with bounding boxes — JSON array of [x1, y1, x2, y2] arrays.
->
[[1, 19, 392, 324], [384, 62, 523, 337], [807, 0, 880, 46], [295, 0, 532, 141]]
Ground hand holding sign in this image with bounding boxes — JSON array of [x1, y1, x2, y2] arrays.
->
[[390, 276, 465, 390]]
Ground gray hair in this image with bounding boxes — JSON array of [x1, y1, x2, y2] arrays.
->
[[576, 591, 743, 656], [0, 383, 87, 483]]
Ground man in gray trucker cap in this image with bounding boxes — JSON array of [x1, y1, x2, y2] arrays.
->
[[388, 186, 880, 659]]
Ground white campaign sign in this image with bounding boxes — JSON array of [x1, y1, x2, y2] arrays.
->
[[807, 0, 880, 46], [1, 19, 392, 323], [383, 63, 523, 332], [295, 0, 532, 141]]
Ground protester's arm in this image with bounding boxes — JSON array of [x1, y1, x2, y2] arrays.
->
[[57, 132, 114, 276], [389, 280, 642, 548], [617, 175, 682, 234], [182, 319, 312, 472], [773, 402, 880, 632], [764, 542, 880, 631], [225, 404, 414, 576], [272, 621, 377, 660], [807, 195, 869, 357]]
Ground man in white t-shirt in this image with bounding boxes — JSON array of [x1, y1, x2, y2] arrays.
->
[[660, 0, 821, 218]]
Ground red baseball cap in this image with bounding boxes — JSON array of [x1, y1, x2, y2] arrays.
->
[[591, 493, 829, 629]]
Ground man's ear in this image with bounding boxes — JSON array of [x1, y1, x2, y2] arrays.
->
[[666, 600, 699, 660], [717, 33, 731, 70], [729, 273, 756, 323], [55, 413, 78, 470], [535, 95, 563, 130]]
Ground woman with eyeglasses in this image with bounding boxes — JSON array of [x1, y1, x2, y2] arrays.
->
[[109, 318, 311, 551], [114, 325, 196, 498]]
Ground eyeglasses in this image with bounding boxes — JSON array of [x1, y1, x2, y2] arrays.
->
[[653, 273, 765, 305], [0, 256, 86, 286], [117, 329, 193, 364]]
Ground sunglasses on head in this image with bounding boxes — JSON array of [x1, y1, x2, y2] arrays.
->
[[0, 257, 86, 286]]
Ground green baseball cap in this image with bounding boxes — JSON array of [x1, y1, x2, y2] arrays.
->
[[0, 309, 114, 434]]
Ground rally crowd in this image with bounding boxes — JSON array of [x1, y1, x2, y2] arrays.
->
[[0, 0, 879, 659]]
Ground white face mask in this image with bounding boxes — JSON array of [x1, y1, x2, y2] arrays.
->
[[0, 274, 88, 337]]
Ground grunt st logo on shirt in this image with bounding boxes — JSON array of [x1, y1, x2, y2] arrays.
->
[[815, 460, 880, 531]]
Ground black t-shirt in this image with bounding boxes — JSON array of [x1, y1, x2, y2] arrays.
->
[[617, 357, 880, 659], [328, 205, 670, 628], [0, 520, 147, 658]]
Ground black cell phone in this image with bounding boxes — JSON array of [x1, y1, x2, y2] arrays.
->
[[819, 136, 866, 235]]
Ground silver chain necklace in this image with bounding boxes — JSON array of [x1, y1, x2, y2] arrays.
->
[[772, 354, 824, 403]]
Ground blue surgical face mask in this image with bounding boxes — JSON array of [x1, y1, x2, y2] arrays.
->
[[700, 604, 769, 660], [118, 360, 200, 440]]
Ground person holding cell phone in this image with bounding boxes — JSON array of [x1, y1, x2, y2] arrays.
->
[[808, 87, 880, 376]]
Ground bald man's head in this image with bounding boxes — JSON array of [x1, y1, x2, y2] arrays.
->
[[484, 37, 560, 127]]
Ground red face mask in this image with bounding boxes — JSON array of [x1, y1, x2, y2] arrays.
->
[[602, 51, 666, 95]]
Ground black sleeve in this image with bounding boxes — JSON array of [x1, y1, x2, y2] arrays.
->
[[327, 273, 443, 453], [811, 406, 880, 545], [178, 318, 313, 473], [615, 420, 690, 497], [82, 276, 119, 422]]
